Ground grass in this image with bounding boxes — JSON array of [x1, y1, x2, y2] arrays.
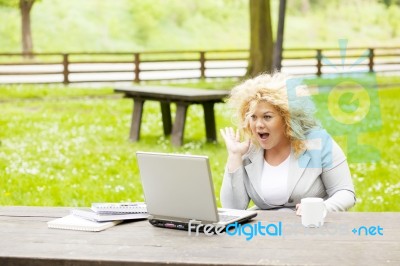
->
[[0, 77, 399, 211]]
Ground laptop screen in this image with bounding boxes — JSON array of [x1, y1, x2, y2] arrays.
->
[[136, 152, 219, 223]]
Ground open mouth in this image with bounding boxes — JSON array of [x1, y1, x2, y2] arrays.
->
[[258, 133, 270, 139]]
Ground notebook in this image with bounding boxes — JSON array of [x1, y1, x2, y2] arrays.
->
[[71, 208, 149, 222], [136, 151, 257, 231], [91, 202, 147, 214], [47, 215, 122, 232]]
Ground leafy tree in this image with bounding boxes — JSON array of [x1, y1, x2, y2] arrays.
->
[[0, 0, 37, 56], [388, 4, 400, 37], [247, 0, 274, 77], [381, 0, 400, 7]]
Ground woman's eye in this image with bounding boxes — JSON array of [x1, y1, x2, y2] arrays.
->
[[264, 115, 272, 120], [250, 115, 256, 120]]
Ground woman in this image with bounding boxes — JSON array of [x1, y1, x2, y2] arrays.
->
[[220, 73, 356, 214]]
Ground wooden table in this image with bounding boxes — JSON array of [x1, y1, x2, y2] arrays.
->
[[114, 86, 230, 146], [1, 206, 399, 266]]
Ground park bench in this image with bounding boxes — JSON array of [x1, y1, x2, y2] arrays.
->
[[114, 86, 230, 146]]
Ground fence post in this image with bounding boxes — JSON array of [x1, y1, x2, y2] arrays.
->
[[368, 48, 374, 73], [316, 49, 322, 77], [200, 51, 206, 79], [134, 53, 140, 83], [62, 53, 69, 84]]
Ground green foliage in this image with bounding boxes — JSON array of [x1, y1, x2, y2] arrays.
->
[[0, 0, 40, 8], [0, 0, 19, 8], [380, 0, 400, 7], [0, 0, 399, 53], [0, 77, 399, 211], [388, 4, 400, 37]]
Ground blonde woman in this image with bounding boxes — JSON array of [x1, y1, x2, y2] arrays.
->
[[220, 73, 356, 214]]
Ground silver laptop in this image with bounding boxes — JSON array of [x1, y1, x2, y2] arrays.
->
[[136, 151, 257, 231]]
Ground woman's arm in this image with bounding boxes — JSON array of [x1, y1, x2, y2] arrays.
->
[[219, 127, 251, 209], [220, 166, 250, 210], [324, 190, 356, 211], [321, 159, 356, 212], [320, 135, 356, 211]]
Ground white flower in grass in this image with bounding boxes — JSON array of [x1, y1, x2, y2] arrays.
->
[[115, 185, 125, 192]]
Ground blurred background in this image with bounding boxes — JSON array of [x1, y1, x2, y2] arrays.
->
[[1, 0, 400, 51], [0, 0, 399, 211]]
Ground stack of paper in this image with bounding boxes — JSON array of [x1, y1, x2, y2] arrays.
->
[[72, 203, 149, 222], [47, 202, 148, 232], [91, 202, 147, 215], [47, 215, 122, 232]]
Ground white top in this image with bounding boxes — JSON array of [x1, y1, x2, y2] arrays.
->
[[261, 155, 290, 205], [221, 129, 356, 212]]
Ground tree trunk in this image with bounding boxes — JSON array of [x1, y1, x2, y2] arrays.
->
[[20, 0, 35, 59], [246, 0, 274, 77], [301, 0, 310, 14], [273, 0, 286, 71]]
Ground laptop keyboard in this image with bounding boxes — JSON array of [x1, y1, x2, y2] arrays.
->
[[218, 214, 240, 222]]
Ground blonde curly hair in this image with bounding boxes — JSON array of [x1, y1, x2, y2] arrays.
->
[[228, 73, 320, 156]]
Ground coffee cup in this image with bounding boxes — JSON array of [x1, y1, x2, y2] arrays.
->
[[301, 197, 327, 228]]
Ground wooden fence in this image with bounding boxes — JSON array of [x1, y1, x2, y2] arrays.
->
[[0, 47, 399, 84]]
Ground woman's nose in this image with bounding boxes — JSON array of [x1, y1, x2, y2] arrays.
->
[[256, 119, 264, 128]]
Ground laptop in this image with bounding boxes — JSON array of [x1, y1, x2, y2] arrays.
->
[[136, 151, 257, 231]]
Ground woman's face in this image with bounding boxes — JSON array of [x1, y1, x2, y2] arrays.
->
[[249, 101, 289, 151]]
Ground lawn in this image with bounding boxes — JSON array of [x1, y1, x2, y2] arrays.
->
[[0, 77, 399, 211]]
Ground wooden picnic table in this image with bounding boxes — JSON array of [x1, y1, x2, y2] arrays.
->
[[114, 86, 230, 146], [0, 206, 399, 266]]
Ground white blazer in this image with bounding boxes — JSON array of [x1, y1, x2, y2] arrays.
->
[[220, 129, 356, 212]]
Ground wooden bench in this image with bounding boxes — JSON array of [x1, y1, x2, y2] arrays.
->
[[114, 86, 230, 146], [0, 206, 399, 265]]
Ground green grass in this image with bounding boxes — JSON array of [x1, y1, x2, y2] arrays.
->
[[0, 84, 114, 100], [0, 78, 399, 211]]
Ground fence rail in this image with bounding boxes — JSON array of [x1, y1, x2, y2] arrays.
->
[[0, 47, 399, 84]]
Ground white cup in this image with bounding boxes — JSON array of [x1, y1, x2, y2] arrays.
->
[[301, 197, 327, 228]]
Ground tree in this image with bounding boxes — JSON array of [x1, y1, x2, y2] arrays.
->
[[20, 0, 35, 57], [0, 0, 36, 56], [273, 0, 287, 71], [381, 0, 400, 7], [246, 0, 274, 77]]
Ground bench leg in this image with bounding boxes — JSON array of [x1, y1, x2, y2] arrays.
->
[[202, 102, 217, 142], [129, 99, 144, 141], [160, 102, 172, 136], [171, 103, 188, 146]]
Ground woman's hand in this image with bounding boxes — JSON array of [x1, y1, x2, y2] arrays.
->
[[295, 203, 302, 216], [220, 127, 250, 157], [220, 127, 251, 173]]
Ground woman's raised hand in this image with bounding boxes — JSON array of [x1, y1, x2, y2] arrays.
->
[[220, 127, 250, 157]]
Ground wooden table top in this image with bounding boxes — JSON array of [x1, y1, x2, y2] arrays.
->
[[115, 86, 230, 102], [0, 206, 399, 266]]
